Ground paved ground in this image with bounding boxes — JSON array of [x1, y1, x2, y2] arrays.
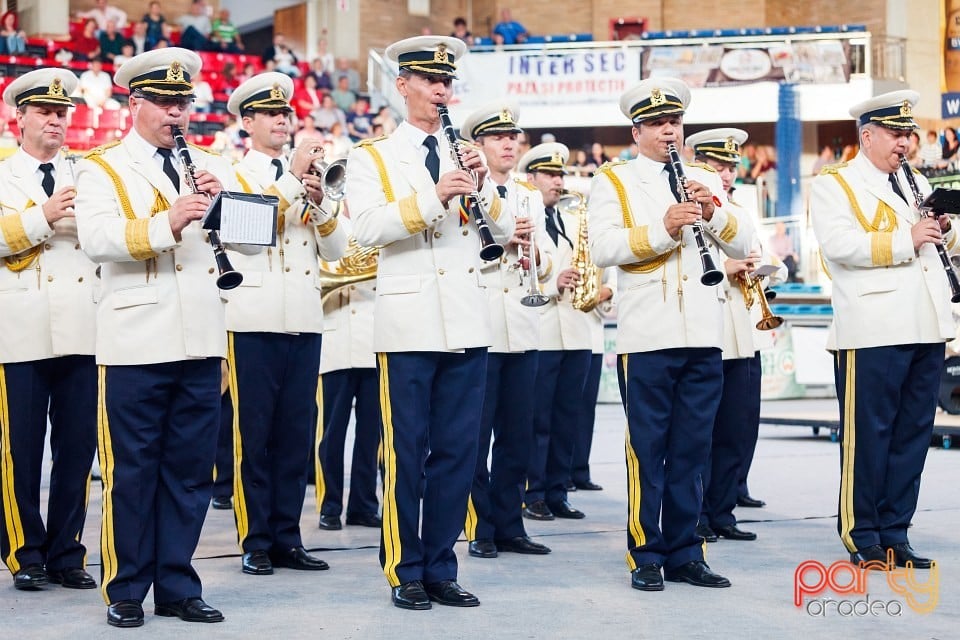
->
[[1, 400, 956, 639]]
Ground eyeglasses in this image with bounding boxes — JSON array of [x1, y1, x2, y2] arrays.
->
[[138, 95, 194, 110]]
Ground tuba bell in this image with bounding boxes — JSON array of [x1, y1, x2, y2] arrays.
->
[[319, 236, 379, 304], [560, 189, 603, 312]]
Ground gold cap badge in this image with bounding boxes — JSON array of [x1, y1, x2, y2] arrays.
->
[[650, 88, 665, 107]]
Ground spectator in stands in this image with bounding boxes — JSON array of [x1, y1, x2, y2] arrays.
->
[[129, 20, 148, 55], [142, 1, 165, 50], [811, 144, 834, 176], [221, 61, 240, 94], [906, 131, 922, 168], [330, 75, 356, 113], [942, 127, 959, 166], [450, 17, 473, 46], [210, 8, 244, 53], [178, 0, 212, 52], [588, 142, 609, 169], [738, 142, 756, 183], [0, 11, 26, 55], [77, 0, 128, 31], [492, 8, 528, 45], [238, 61, 257, 84], [308, 58, 333, 91], [98, 19, 126, 64], [919, 130, 943, 167], [750, 144, 776, 183], [113, 41, 135, 66], [193, 70, 214, 113], [372, 105, 398, 136], [570, 148, 589, 170], [333, 57, 360, 93], [293, 72, 323, 121], [294, 114, 321, 148], [153, 36, 170, 49], [316, 37, 335, 75], [313, 92, 345, 133], [345, 97, 372, 142], [326, 121, 352, 160], [74, 19, 103, 62], [618, 142, 638, 161], [769, 221, 799, 282], [77, 57, 118, 109], [262, 34, 300, 77], [839, 143, 858, 162]]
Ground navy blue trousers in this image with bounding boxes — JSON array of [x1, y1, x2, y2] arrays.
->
[[317, 368, 380, 518], [619, 348, 722, 570], [736, 353, 763, 500], [526, 349, 590, 507], [212, 390, 233, 501], [571, 353, 603, 486], [467, 351, 538, 542], [99, 358, 220, 604], [834, 344, 943, 552], [229, 332, 322, 553], [702, 353, 760, 528], [377, 349, 486, 587], [0, 355, 97, 574]]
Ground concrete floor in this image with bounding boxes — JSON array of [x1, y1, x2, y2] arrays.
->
[[1, 400, 956, 639]]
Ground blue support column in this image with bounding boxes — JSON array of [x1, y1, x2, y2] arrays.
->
[[776, 83, 802, 218]]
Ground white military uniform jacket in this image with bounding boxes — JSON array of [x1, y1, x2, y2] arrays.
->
[[482, 178, 553, 354], [224, 149, 348, 334], [319, 217, 376, 373], [346, 121, 515, 353], [75, 129, 245, 365], [810, 153, 958, 350], [538, 203, 596, 352], [587, 268, 616, 355], [0, 149, 97, 363], [589, 156, 751, 354]]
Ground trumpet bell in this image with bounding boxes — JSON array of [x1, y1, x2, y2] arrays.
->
[[521, 293, 549, 308], [311, 158, 348, 202]]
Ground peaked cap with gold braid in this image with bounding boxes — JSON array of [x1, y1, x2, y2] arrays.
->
[[385, 35, 467, 79], [113, 47, 201, 98], [227, 71, 294, 116], [3, 68, 77, 108]]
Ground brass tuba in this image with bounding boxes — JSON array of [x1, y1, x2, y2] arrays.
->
[[560, 190, 603, 312], [319, 236, 379, 304]]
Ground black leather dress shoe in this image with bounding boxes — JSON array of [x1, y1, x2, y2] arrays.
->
[[495, 536, 551, 555], [737, 494, 766, 508], [269, 546, 329, 570], [154, 597, 224, 623], [211, 496, 232, 510], [48, 567, 97, 589], [565, 480, 577, 491], [346, 513, 382, 528], [107, 600, 144, 628], [695, 523, 718, 543], [241, 550, 273, 575], [13, 564, 48, 590], [522, 500, 555, 521], [664, 561, 731, 588], [849, 544, 891, 568], [392, 580, 431, 610], [886, 543, 932, 569], [424, 580, 480, 607], [468, 539, 498, 558], [630, 564, 664, 591], [715, 524, 757, 541], [548, 500, 585, 519], [318, 514, 342, 530], [574, 480, 603, 491]]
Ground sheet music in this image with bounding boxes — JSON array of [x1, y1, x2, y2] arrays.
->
[[217, 196, 276, 245]]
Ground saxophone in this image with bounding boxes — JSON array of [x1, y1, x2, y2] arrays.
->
[[562, 189, 603, 312]]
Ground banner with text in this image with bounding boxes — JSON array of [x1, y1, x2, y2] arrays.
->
[[641, 41, 851, 88], [943, 0, 960, 118]]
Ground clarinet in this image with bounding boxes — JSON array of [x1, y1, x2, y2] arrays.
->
[[898, 154, 960, 303], [666, 143, 724, 286], [170, 125, 243, 290], [436, 104, 504, 261]]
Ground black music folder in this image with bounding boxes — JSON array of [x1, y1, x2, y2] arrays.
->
[[202, 191, 279, 246], [920, 188, 960, 216]]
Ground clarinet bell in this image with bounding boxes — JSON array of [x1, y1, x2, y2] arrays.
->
[[214, 250, 243, 290]]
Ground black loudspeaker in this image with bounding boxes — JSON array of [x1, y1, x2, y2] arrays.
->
[[938, 356, 960, 415]]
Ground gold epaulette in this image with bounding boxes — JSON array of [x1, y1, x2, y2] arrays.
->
[[819, 161, 848, 175], [596, 159, 626, 173], [911, 166, 922, 175], [84, 140, 122, 158], [188, 142, 214, 155], [513, 178, 537, 191], [685, 161, 716, 173], [354, 135, 388, 148]]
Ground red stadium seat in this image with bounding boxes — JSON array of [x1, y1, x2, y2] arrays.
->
[[97, 108, 127, 130], [69, 105, 97, 129]]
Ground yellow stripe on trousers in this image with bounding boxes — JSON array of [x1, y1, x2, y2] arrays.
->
[[0, 364, 25, 573], [97, 365, 119, 604], [623, 354, 646, 570], [227, 333, 250, 547], [839, 350, 857, 552], [464, 495, 478, 541], [314, 375, 326, 513], [377, 353, 402, 587]]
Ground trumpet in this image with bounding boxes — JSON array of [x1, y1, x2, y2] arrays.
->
[[309, 156, 347, 202], [170, 125, 243, 290], [737, 270, 783, 331], [513, 194, 549, 307], [436, 104, 504, 262], [666, 142, 724, 286]]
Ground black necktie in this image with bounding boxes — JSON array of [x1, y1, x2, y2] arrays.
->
[[888, 172, 908, 204], [271, 158, 284, 181], [496, 185, 507, 198], [666, 165, 682, 203], [545, 206, 573, 249], [157, 148, 180, 192], [39, 163, 55, 197], [423, 136, 440, 184]]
